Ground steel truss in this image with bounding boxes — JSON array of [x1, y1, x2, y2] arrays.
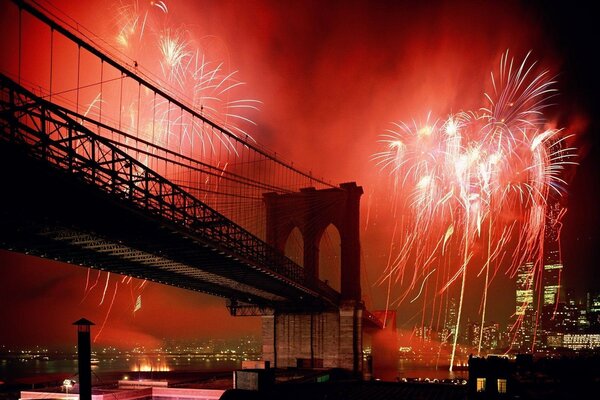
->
[[0, 74, 340, 311]]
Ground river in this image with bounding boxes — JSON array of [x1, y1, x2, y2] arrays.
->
[[0, 354, 467, 385]]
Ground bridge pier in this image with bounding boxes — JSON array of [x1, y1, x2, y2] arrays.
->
[[262, 182, 368, 374], [262, 300, 365, 373]]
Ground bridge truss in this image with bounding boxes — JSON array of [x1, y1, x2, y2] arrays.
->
[[0, 0, 343, 314]]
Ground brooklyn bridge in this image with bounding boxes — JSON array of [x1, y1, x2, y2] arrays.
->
[[0, 0, 384, 375]]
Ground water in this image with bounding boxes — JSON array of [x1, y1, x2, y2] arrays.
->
[[0, 355, 244, 384], [377, 359, 468, 382], [0, 354, 468, 385]]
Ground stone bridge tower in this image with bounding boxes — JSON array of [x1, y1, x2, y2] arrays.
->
[[262, 182, 365, 372]]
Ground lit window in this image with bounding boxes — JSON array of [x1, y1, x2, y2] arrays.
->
[[497, 378, 507, 394], [476, 377, 486, 392]]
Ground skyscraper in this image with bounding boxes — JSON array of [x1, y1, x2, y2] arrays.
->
[[542, 202, 564, 306], [515, 261, 535, 350], [516, 262, 534, 317], [442, 297, 457, 344], [539, 202, 565, 347], [588, 292, 600, 330]]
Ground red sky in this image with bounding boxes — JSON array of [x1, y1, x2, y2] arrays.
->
[[0, 0, 598, 349]]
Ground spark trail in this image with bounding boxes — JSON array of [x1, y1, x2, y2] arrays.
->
[[77, 0, 261, 339], [374, 51, 577, 370], [113, 0, 260, 153]]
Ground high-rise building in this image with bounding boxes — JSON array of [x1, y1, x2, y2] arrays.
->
[[515, 262, 535, 350], [442, 297, 457, 343], [538, 202, 566, 348], [414, 325, 432, 341], [588, 292, 600, 330], [513, 202, 565, 349], [466, 321, 501, 350], [590, 293, 600, 313], [516, 262, 534, 316], [542, 263, 562, 306], [559, 290, 581, 332], [542, 202, 564, 306]]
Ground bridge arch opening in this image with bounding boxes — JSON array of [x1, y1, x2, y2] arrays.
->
[[284, 226, 304, 268], [318, 224, 341, 292], [264, 182, 362, 300]]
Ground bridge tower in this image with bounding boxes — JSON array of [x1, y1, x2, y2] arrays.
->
[[262, 182, 365, 372]]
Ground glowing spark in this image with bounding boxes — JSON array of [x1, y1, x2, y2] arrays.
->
[[94, 281, 119, 343], [113, 0, 260, 158], [410, 269, 437, 303], [375, 50, 577, 369], [134, 295, 142, 312], [99, 272, 111, 306], [151, 1, 168, 14]]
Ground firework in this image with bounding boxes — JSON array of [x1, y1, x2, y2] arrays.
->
[[76, 0, 262, 340], [113, 0, 260, 156], [374, 51, 577, 370]]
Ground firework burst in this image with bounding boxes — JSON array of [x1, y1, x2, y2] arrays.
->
[[77, 0, 262, 340], [374, 51, 577, 369], [112, 0, 260, 156]]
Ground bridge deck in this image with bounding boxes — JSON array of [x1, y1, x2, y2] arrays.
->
[[0, 75, 339, 313]]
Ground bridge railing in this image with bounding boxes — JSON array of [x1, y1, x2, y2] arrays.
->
[[0, 74, 316, 289], [0, 0, 340, 249], [0, 0, 345, 306]]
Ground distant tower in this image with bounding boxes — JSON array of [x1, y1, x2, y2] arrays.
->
[[589, 292, 600, 330], [516, 262, 534, 316], [483, 322, 500, 350], [515, 262, 535, 350], [443, 297, 458, 343], [542, 202, 564, 306], [539, 202, 566, 346]]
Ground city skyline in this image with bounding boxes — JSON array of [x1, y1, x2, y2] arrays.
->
[[0, 0, 598, 350]]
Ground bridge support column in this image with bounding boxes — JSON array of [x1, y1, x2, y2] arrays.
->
[[261, 301, 364, 373], [262, 182, 366, 373], [339, 301, 363, 372], [262, 315, 277, 367]]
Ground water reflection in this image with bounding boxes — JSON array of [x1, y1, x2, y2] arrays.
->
[[1, 353, 469, 384], [374, 358, 469, 382], [0, 355, 244, 383], [131, 358, 170, 372]]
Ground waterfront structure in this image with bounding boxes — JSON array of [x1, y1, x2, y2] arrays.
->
[[546, 333, 600, 350], [468, 355, 511, 397], [20, 386, 224, 400], [73, 318, 94, 400]]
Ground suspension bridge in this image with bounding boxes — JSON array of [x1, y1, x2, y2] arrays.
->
[[0, 0, 384, 372]]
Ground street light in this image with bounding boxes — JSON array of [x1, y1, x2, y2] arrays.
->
[[63, 379, 74, 396]]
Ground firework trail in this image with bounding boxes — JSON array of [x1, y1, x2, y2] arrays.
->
[[113, 0, 260, 155], [374, 51, 577, 370], [77, 0, 260, 339]]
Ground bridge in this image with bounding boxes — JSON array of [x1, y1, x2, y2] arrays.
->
[[0, 0, 384, 373]]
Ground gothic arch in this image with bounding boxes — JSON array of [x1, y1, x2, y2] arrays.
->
[[264, 182, 362, 300], [284, 226, 304, 267], [318, 223, 341, 292]]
